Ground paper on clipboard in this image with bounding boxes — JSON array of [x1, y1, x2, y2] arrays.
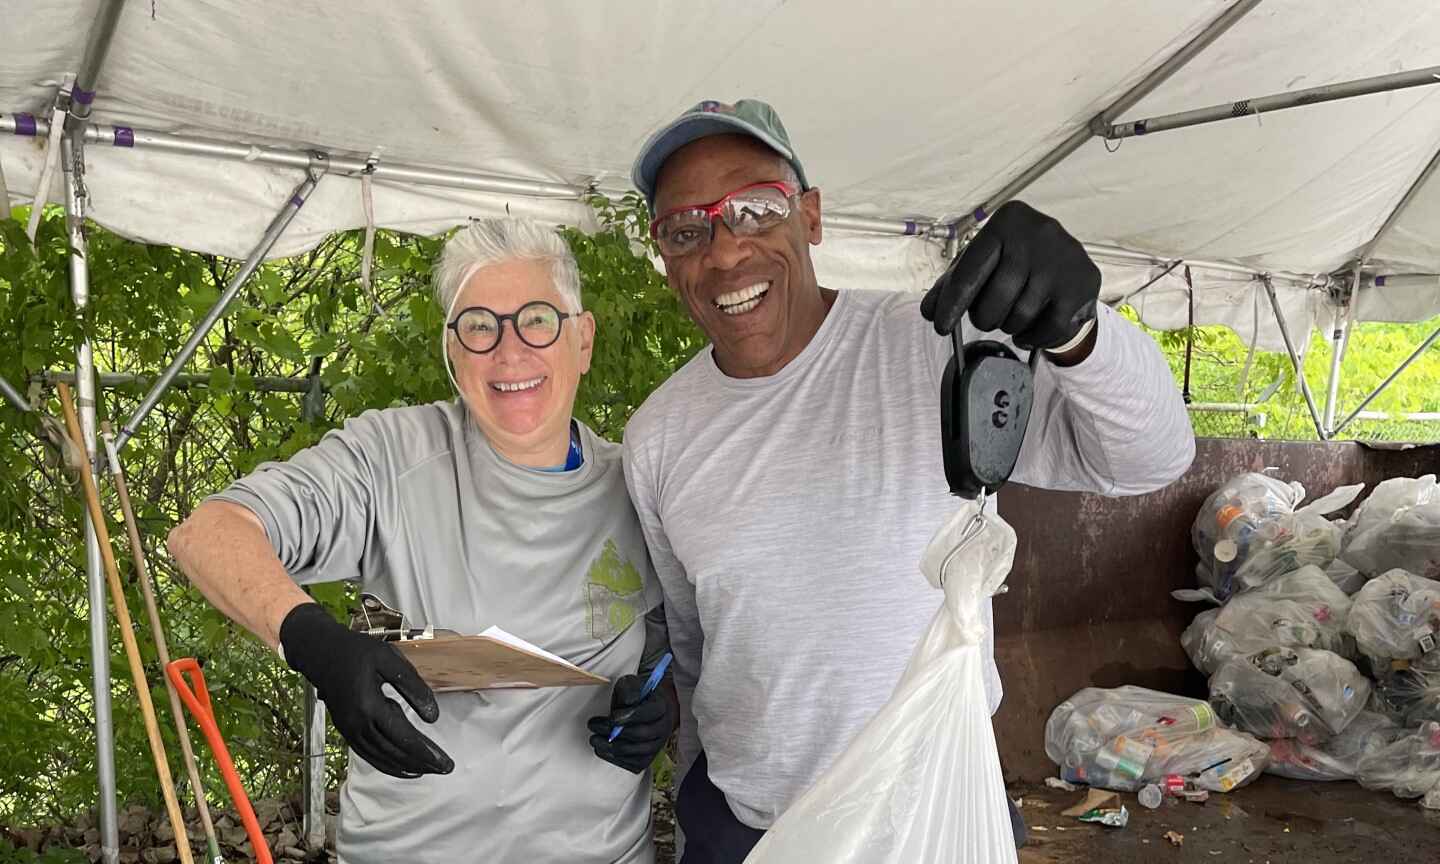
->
[[393, 625, 609, 693]]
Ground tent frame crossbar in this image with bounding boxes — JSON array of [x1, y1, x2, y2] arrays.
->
[[1261, 275, 1328, 439], [112, 162, 326, 452], [948, 0, 1261, 237], [0, 370, 28, 414], [1105, 64, 1440, 139], [1319, 139, 1440, 436], [35, 370, 324, 393], [1330, 321, 1440, 438], [3, 112, 1341, 290]]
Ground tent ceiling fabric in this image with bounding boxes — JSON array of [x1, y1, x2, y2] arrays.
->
[[3, 0, 1439, 350]]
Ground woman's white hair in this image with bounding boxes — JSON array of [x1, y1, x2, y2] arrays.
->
[[433, 217, 583, 317]]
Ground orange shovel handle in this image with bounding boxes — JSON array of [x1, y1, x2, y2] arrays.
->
[[167, 658, 274, 864]]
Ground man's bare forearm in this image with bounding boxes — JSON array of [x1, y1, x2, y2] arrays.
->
[[167, 500, 313, 650]]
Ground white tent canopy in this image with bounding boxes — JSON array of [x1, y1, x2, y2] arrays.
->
[[3, 0, 1440, 353]]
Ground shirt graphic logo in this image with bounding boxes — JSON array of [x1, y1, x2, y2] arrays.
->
[[586, 538, 644, 640]]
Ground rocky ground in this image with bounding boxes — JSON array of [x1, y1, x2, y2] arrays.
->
[[5, 786, 677, 862]]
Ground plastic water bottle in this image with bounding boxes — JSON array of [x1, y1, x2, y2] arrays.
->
[[1138, 784, 1163, 809]]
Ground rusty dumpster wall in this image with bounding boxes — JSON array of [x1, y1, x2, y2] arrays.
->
[[991, 437, 1440, 781]]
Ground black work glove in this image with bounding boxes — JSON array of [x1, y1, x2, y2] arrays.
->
[[922, 200, 1100, 351], [586, 673, 678, 774], [279, 602, 453, 779]]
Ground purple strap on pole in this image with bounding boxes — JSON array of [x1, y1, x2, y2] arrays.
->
[[73, 87, 96, 106], [290, 195, 306, 208], [113, 126, 134, 147], [1134, 120, 1148, 136], [946, 224, 958, 240], [973, 206, 988, 222], [1375, 275, 1387, 287], [903, 220, 918, 236], [14, 113, 37, 136]]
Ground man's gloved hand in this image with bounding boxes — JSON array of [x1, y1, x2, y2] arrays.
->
[[279, 602, 454, 779], [922, 200, 1100, 352], [586, 673, 678, 774]]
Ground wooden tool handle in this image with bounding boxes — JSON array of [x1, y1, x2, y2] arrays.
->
[[56, 384, 196, 864], [100, 423, 224, 860]]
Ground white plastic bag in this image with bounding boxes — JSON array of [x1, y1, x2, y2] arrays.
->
[[744, 502, 1019, 864], [1208, 647, 1370, 744], [1180, 565, 1355, 676], [1265, 710, 1403, 781], [1044, 685, 1266, 793], [1189, 474, 1358, 602], [1341, 475, 1440, 579], [1347, 568, 1440, 663], [1357, 721, 1440, 799]]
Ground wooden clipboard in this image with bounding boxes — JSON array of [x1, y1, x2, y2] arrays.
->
[[393, 628, 609, 693]]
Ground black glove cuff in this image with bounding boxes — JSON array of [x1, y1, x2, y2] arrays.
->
[[278, 601, 342, 675]]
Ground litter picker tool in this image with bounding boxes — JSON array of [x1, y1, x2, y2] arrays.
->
[[100, 423, 225, 864], [167, 658, 275, 864], [56, 383, 196, 864]]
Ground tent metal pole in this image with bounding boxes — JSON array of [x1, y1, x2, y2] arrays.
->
[[1261, 275, 1327, 440], [1105, 65, 1440, 139], [37, 370, 323, 393], [950, 0, 1261, 236], [1331, 321, 1440, 438], [299, 358, 328, 853], [1321, 302, 1347, 435], [63, 131, 120, 864], [1318, 140, 1440, 432], [0, 150, 9, 215], [4, 109, 1326, 294], [1366, 273, 1440, 290], [1361, 145, 1440, 260], [1188, 402, 1440, 423], [1323, 265, 1364, 434], [1117, 259, 1184, 306], [64, 0, 127, 136], [0, 371, 29, 414], [113, 162, 326, 452]]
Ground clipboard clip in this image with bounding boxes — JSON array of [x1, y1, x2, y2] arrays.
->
[[349, 593, 455, 642]]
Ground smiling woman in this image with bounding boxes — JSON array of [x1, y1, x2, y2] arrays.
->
[[163, 214, 675, 864], [433, 220, 596, 468]]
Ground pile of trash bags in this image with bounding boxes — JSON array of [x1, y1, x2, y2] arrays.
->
[[1184, 472, 1440, 803], [1048, 471, 1440, 808]]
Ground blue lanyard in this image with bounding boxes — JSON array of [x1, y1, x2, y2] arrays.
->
[[535, 422, 583, 473], [563, 422, 583, 471]]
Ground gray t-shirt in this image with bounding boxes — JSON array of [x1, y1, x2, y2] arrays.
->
[[213, 400, 665, 864], [622, 290, 1194, 829]]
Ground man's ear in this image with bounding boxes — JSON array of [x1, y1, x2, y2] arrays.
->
[[800, 187, 822, 245]]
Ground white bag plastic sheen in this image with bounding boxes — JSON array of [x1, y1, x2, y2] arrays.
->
[[744, 501, 1019, 864]]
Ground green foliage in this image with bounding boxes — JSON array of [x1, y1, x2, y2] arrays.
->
[[1120, 305, 1440, 443], [0, 194, 699, 826], [0, 840, 84, 864]]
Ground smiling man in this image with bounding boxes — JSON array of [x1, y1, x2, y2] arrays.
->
[[621, 99, 1195, 862], [169, 218, 675, 864]]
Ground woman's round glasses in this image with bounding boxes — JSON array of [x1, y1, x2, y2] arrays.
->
[[447, 300, 574, 354]]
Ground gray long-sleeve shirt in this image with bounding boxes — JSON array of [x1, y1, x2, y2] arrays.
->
[[622, 290, 1194, 829], [214, 401, 665, 864]]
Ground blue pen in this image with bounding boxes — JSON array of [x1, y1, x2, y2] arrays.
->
[[609, 652, 673, 742]]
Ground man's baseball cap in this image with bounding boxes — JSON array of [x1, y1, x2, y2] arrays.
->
[[631, 98, 809, 212]]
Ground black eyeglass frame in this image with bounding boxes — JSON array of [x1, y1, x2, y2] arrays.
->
[[446, 299, 576, 355]]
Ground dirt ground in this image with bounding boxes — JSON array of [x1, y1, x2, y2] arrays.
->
[[1011, 775, 1440, 864]]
